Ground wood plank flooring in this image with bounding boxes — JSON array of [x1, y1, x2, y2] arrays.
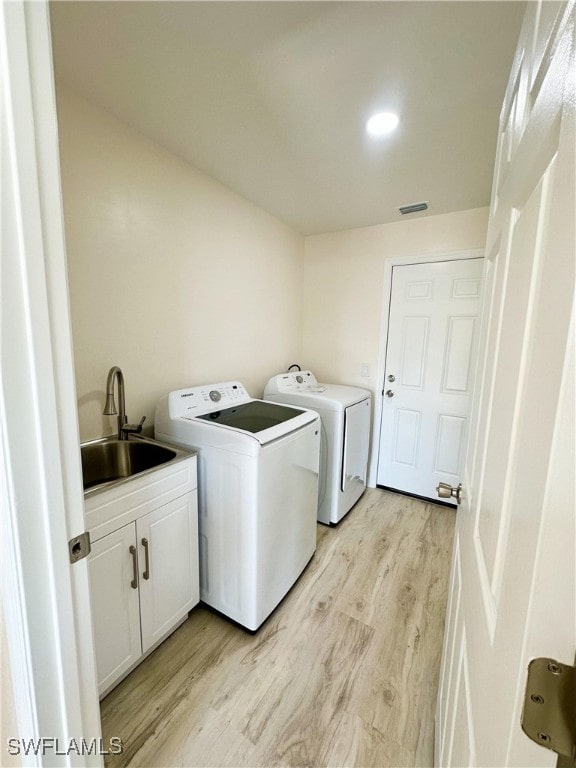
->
[[100, 489, 456, 768]]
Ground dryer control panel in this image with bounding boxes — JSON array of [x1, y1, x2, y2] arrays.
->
[[167, 381, 250, 418], [265, 371, 327, 395]]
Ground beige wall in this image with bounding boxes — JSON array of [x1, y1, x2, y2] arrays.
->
[[57, 87, 489, 444], [302, 208, 489, 397], [57, 88, 305, 441]]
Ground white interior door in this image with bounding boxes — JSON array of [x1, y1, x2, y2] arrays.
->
[[2, 2, 101, 765], [436, 2, 575, 766], [377, 259, 484, 501]]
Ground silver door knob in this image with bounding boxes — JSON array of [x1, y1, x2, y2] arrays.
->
[[436, 482, 462, 504], [385, 389, 394, 398], [387, 374, 395, 382]]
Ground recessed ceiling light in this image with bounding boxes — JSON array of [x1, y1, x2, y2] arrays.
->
[[366, 112, 400, 137]]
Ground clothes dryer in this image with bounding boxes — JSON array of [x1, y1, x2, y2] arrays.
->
[[155, 381, 320, 631], [264, 371, 371, 525]]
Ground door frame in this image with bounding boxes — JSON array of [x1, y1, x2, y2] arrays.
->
[[1, 2, 101, 765], [368, 248, 484, 488]]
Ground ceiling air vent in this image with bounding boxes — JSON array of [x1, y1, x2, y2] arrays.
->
[[398, 201, 429, 215]]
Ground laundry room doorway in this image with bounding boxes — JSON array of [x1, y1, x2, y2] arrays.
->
[[376, 255, 484, 501]]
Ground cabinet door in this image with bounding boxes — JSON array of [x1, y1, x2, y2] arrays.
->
[[138, 494, 199, 653], [88, 524, 141, 695]]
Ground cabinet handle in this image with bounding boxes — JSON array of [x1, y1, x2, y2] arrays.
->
[[141, 537, 150, 580], [129, 545, 138, 589]]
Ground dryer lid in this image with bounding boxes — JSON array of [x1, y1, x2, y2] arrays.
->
[[265, 371, 371, 410], [265, 370, 327, 395]]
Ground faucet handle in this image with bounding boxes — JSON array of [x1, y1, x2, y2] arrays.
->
[[122, 416, 146, 436]]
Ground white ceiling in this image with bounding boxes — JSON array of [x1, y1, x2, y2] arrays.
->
[[50, 1, 526, 235]]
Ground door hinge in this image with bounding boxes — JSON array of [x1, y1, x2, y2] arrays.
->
[[521, 657, 576, 764], [68, 531, 91, 564]]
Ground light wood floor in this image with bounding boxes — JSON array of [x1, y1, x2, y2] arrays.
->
[[101, 488, 456, 768]]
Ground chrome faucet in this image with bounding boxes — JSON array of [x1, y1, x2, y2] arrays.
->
[[103, 366, 145, 440]]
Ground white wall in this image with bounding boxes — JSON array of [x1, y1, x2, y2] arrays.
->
[[302, 208, 489, 397], [57, 88, 305, 441], [1, 604, 20, 767]]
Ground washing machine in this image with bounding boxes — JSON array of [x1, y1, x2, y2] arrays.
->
[[264, 371, 371, 525], [154, 381, 320, 631]]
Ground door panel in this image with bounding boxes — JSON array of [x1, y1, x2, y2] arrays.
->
[[400, 317, 429, 388], [437, 541, 462, 758], [434, 415, 465, 476], [406, 280, 432, 299], [377, 259, 484, 500], [436, 3, 575, 766], [446, 634, 475, 768], [477, 160, 556, 594], [451, 277, 482, 299], [393, 409, 420, 466], [441, 316, 476, 393]]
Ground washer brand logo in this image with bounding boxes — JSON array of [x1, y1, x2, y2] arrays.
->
[[181, 393, 195, 398]]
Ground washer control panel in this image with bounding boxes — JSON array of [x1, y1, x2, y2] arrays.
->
[[168, 382, 250, 418], [265, 371, 327, 395]]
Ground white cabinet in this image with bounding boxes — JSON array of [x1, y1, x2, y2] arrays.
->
[[89, 524, 142, 694], [138, 495, 198, 653], [86, 454, 198, 697]]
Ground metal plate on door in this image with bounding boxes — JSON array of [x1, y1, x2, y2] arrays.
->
[[68, 531, 91, 563], [521, 657, 576, 763]]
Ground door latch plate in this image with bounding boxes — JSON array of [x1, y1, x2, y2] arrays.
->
[[68, 531, 91, 564], [521, 657, 576, 763]]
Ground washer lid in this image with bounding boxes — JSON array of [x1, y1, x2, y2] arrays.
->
[[164, 383, 318, 446], [193, 399, 318, 445], [197, 400, 305, 433]]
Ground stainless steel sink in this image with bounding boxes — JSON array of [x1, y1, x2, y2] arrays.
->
[[81, 437, 185, 492]]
